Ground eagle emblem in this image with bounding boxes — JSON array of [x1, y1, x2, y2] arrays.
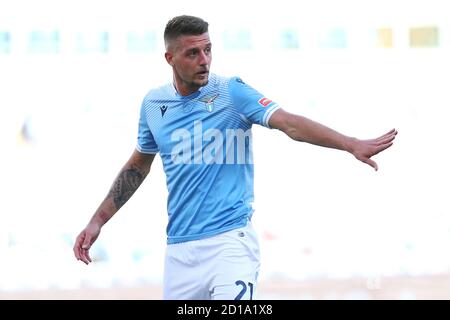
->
[[199, 94, 219, 112]]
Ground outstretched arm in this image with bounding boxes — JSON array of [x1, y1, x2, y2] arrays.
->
[[73, 149, 156, 264], [269, 108, 397, 171]]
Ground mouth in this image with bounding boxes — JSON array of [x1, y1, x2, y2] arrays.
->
[[196, 70, 209, 76]]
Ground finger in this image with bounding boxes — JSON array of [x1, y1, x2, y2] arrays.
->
[[80, 247, 92, 263], [376, 129, 397, 142], [83, 233, 96, 260], [384, 128, 396, 136], [81, 237, 93, 264], [82, 238, 91, 250], [377, 134, 396, 146], [77, 249, 89, 264], [73, 242, 79, 260], [85, 250, 92, 263], [80, 249, 90, 264], [75, 246, 83, 261], [363, 157, 378, 171], [79, 249, 90, 265], [73, 235, 84, 260], [74, 233, 87, 263], [73, 247, 80, 261], [387, 128, 396, 135], [373, 141, 394, 155]]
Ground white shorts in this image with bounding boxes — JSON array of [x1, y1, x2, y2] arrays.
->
[[163, 221, 260, 300]]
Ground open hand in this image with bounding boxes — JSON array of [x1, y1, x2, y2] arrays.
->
[[350, 129, 398, 170]]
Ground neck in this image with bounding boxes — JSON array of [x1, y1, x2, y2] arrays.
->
[[173, 75, 200, 96]]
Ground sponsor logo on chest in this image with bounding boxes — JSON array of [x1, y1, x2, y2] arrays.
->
[[170, 120, 253, 165]]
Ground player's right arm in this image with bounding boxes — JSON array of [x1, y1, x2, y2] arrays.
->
[[73, 149, 155, 265]]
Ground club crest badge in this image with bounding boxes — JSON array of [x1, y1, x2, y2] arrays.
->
[[199, 94, 219, 112]]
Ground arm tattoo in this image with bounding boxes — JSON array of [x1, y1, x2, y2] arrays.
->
[[108, 166, 145, 210]]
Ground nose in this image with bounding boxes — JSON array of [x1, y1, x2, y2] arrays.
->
[[198, 51, 210, 66]]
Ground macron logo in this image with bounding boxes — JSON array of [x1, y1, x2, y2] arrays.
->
[[170, 121, 253, 165], [160, 105, 168, 117]]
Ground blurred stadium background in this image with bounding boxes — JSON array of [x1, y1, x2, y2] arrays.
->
[[1, 0, 449, 299]]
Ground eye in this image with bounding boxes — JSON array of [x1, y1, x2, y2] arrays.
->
[[187, 49, 198, 57]]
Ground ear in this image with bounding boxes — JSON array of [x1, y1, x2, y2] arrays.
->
[[165, 51, 174, 66]]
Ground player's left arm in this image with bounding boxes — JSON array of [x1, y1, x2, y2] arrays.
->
[[268, 108, 397, 171]]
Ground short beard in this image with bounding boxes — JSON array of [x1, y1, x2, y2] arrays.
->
[[189, 78, 208, 91]]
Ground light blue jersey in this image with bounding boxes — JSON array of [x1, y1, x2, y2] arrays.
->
[[137, 74, 280, 244]]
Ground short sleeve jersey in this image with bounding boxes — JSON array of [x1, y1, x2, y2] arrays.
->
[[137, 74, 280, 244]]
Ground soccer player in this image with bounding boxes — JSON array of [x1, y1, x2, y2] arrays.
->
[[73, 15, 397, 300]]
